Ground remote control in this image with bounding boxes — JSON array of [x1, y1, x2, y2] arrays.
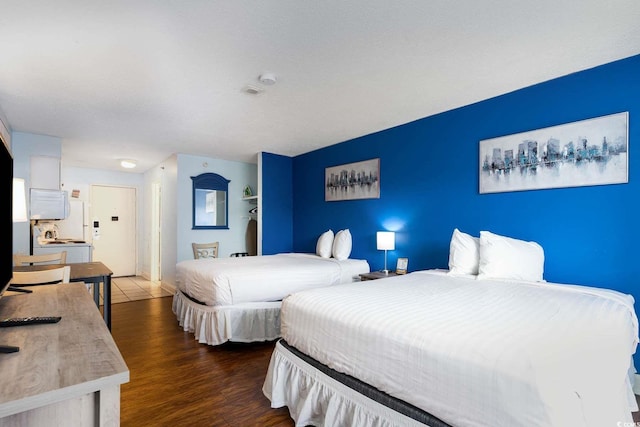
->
[[0, 345, 20, 353], [0, 317, 62, 327]]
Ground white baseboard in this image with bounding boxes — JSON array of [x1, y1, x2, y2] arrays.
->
[[161, 281, 176, 294]]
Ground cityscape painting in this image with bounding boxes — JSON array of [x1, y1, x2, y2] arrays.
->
[[479, 112, 628, 194], [325, 158, 380, 201]]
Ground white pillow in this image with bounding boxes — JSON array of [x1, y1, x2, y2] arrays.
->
[[316, 229, 334, 258], [448, 228, 480, 275], [477, 231, 544, 282], [332, 229, 352, 260]]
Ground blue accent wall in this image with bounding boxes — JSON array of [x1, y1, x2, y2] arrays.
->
[[261, 152, 293, 254], [291, 54, 640, 300]]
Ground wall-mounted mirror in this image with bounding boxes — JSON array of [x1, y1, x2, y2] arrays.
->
[[192, 172, 230, 229]]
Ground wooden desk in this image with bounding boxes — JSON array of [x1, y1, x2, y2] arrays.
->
[[0, 284, 129, 426], [13, 262, 114, 330]]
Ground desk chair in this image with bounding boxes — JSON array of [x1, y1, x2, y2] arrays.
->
[[14, 251, 67, 266], [11, 266, 71, 286], [192, 242, 219, 259]]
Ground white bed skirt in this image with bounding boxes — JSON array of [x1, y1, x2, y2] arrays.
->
[[263, 341, 427, 427], [172, 290, 281, 345]]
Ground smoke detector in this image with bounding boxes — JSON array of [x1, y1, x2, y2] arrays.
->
[[258, 73, 277, 85]]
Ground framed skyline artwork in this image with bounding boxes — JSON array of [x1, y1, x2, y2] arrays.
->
[[325, 158, 380, 201], [479, 112, 628, 194]]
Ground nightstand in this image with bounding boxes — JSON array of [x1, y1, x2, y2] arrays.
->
[[359, 271, 400, 281]]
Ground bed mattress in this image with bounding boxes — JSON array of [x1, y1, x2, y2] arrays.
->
[[278, 270, 639, 427], [176, 253, 369, 306]]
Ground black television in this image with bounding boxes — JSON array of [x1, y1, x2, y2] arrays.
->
[[0, 133, 12, 297], [0, 134, 18, 353]]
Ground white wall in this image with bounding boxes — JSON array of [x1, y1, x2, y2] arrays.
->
[[11, 130, 147, 273], [142, 164, 160, 280], [142, 153, 256, 291], [176, 154, 257, 262], [11, 132, 63, 255], [11, 129, 257, 291], [159, 155, 178, 289], [61, 166, 144, 273], [142, 156, 177, 287]]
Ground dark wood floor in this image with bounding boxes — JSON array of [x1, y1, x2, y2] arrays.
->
[[111, 296, 294, 427], [111, 296, 640, 426]]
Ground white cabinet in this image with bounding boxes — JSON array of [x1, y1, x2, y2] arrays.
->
[[30, 156, 60, 190], [33, 244, 93, 263]]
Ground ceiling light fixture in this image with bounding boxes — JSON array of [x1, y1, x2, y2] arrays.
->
[[258, 72, 277, 86], [120, 159, 137, 169], [243, 85, 264, 95]]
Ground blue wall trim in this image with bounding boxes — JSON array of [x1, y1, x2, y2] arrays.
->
[[292, 54, 640, 299]]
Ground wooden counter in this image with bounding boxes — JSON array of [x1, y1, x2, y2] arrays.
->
[[0, 284, 129, 426]]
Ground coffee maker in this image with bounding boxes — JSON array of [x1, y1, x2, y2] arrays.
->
[[34, 221, 59, 244]]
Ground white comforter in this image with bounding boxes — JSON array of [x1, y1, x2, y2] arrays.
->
[[280, 271, 639, 427], [176, 253, 369, 306]]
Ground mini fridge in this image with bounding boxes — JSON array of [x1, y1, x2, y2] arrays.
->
[[55, 199, 87, 241]]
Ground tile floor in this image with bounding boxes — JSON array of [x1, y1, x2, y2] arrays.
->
[[100, 276, 173, 305]]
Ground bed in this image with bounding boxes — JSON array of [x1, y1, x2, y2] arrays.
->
[[173, 253, 370, 345], [263, 270, 639, 427]]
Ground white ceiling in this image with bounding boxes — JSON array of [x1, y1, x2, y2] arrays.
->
[[1, 1, 639, 172]]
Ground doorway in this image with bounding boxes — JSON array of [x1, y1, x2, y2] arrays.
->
[[90, 185, 136, 277]]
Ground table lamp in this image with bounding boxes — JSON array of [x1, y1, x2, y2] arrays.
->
[[12, 178, 27, 222], [376, 231, 395, 274]]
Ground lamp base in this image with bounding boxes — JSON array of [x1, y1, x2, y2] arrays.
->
[[381, 269, 390, 275]]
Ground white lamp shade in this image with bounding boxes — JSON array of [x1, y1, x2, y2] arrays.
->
[[13, 178, 27, 222], [376, 231, 395, 251]]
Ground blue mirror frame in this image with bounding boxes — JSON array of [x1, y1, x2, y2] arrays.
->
[[192, 172, 230, 229]]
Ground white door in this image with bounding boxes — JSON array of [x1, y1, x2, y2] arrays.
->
[[90, 185, 136, 277]]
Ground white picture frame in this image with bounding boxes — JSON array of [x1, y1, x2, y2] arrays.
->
[[396, 257, 408, 275]]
